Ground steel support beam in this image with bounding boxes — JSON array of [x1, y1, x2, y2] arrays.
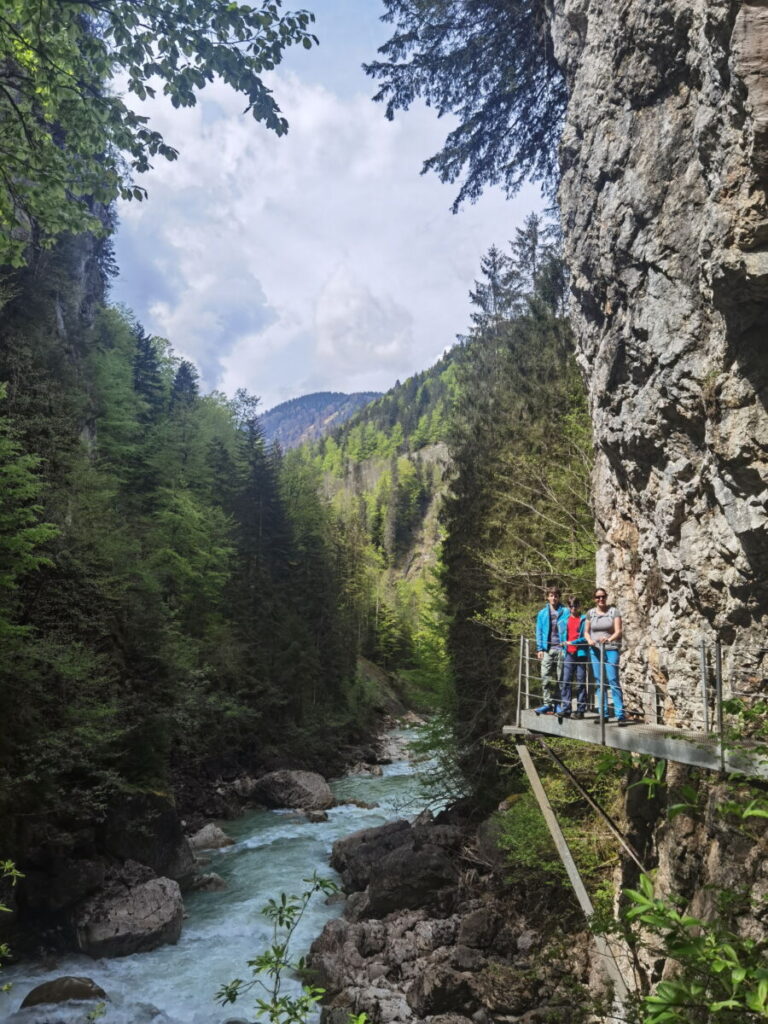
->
[[514, 740, 630, 1007]]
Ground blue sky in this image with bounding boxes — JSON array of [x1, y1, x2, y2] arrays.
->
[[112, 0, 541, 410]]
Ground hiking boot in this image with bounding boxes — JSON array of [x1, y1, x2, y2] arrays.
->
[[573, 711, 585, 720], [535, 705, 555, 716]]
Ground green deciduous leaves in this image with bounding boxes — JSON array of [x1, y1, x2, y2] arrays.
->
[[0, 0, 317, 264], [625, 873, 768, 1023], [0, 382, 58, 640]]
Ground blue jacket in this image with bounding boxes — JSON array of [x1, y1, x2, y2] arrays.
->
[[535, 603, 570, 652]]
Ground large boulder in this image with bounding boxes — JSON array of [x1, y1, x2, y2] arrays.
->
[[73, 875, 183, 957], [165, 837, 198, 885], [306, 810, 329, 823], [21, 977, 107, 1008], [190, 872, 227, 892], [406, 965, 474, 1017], [365, 842, 459, 918], [330, 820, 460, 919], [330, 820, 412, 891], [188, 823, 235, 851], [102, 791, 195, 884], [252, 770, 333, 811]]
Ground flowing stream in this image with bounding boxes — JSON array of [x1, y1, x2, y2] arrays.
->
[[2, 730, 433, 1024]]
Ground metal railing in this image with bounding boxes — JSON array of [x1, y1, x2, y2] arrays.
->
[[514, 634, 768, 763]]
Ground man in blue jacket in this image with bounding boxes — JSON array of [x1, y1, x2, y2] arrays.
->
[[534, 587, 569, 713]]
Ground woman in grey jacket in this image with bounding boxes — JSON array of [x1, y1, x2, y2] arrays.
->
[[584, 588, 627, 725]]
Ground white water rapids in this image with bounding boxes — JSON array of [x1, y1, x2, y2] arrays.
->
[[2, 730, 434, 1024]]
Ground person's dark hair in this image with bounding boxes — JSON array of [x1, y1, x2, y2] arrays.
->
[[547, 587, 561, 597]]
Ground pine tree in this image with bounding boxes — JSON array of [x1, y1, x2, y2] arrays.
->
[[442, 226, 592, 788], [133, 327, 167, 421], [170, 361, 200, 407], [366, 0, 566, 209]]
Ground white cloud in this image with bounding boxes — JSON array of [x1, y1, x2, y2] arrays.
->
[[113, 68, 543, 410], [315, 264, 413, 371]]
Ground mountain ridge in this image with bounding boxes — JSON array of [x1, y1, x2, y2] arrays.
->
[[260, 390, 381, 449]]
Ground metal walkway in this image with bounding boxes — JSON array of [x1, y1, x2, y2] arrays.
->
[[504, 712, 768, 778], [506, 636, 768, 780], [502, 634, 767, 1014]]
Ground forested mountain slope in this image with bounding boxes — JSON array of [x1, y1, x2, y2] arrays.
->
[[288, 349, 458, 708], [356, 7, 768, 1023], [260, 391, 381, 449], [0, 239, 384, 889], [289, 215, 594, 748]]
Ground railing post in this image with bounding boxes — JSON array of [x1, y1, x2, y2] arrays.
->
[[699, 635, 709, 734], [516, 635, 524, 728], [599, 644, 606, 746], [715, 635, 725, 772], [525, 638, 531, 713]]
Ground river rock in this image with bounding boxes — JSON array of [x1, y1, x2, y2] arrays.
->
[[406, 965, 474, 1016], [330, 820, 412, 891], [400, 711, 426, 727], [73, 876, 183, 957], [311, 909, 468, 1024], [348, 762, 384, 777], [188, 823, 235, 850], [331, 820, 461, 916], [232, 774, 260, 800], [365, 841, 459, 918], [457, 907, 500, 950], [306, 809, 329, 823], [165, 838, 198, 887], [190, 872, 227, 892], [20, 977, 108, 1008], [252, 770, 333, 810]]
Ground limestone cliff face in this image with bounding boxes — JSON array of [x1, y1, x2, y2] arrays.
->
[[551, 0, 768, 721]]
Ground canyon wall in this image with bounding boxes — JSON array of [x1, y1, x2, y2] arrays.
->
[[552, 0, 768, 722]]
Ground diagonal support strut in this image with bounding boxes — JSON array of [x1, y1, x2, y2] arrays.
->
[[514, 738, 631, 1007]]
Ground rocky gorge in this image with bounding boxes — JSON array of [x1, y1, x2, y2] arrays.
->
[[305, 7, 768, 1019], [0, 725, 438, 1022], [552, 0, 768, 720], [4, 770, 333, 963], [309, 811, 596, 1024]]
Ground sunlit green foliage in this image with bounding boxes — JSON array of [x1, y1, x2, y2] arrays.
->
[[625, 873, 768, 1023], [294, 358, 457, 709], [441, 215, 594, 779], [0, 0, 317, 264]]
